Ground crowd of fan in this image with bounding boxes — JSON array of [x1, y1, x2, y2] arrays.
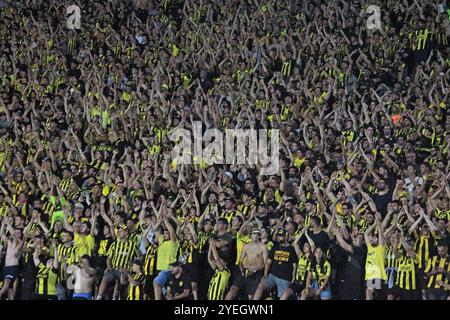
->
[[0, 0, 449, 300]]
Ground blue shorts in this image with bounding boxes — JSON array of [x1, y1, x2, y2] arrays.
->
[[73, 293, 93, 300], [262, 274, 290, 298], [154, 270, 172, 288], [311, 280, 332, 300]]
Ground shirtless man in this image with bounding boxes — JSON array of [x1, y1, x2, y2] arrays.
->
[[0, 221, 23, 300], [67, 255, 96, 300], [225, 228, 268, 300]]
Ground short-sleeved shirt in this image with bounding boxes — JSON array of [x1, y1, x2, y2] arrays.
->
[[74, 233, 95, 260], [215, 232, 232, 262], [269, 243, 298, 281], [167, 272, 192, 298], [156, 236, 179, 271], [307, 230, 331, 252]]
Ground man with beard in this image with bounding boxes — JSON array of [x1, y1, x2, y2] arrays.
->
[[254, 229, 297, 300]]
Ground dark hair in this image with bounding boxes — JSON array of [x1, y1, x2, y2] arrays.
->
[[217, 217, 229, 226], [82, 221, 91, 230], [116, 211, 127, 221], [80, 254, 92, 265], [208, 191, 218, 199], [311, 216, 321, 226], [234, 215, 243, 225], [62, 230, 74, 239], [437, 241, 448, 248]]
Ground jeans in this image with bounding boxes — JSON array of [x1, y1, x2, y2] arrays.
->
[[56, 283, 67, 300], [311, 280, 332, 300], [262, 274, 290, 298], [154, 270, 172, 296]]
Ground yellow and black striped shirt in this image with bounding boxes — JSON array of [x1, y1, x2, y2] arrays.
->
[[281, 59, 292, 77], [396, 255, 418, 290], [414, 235, 434, 270], [237, 202, 256, 219], [57, 243, 76, 280], [198, 231, 212, 253], [144, 245, 157, 277], [386, 244, 401, 269], [108, 239, 138, 270], [178, 240, 199, 265], [220, 210, 238, 225], [59, 178, 73, 193], [207, 267, 231, 300], [35, 263, 58, 296], [128, 232, 141, 248], [295, 254, 311, 284], [127, 273, 145, 300], [41, 194, 55, 216], [424, 255, 450, 289]]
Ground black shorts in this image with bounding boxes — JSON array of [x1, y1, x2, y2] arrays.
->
[[230, 265, 241, 284], [288, 281, 306, 295], [144, 275, 156, 295], [3, 265, 19, 288], [232, 270, 263, 296], [390, 286, 420, 300], [416, 269, 427, 291], [183, 264, 199, 283], [35, 294, 58, 301], [95, 266, 106, 286]]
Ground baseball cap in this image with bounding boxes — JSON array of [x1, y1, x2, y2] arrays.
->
[[250, 228, 261, 235], [74, 203, 84, 210], [224, 172, 233, 179], [170, 261, 183, 268]]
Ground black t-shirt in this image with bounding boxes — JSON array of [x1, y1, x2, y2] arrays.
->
[[269, 243, 297, 281], [307, 229, 331, 252], [269, 57, 283, 73], [167, 272, 192, 298], [94, 234, 114, 266], [343, 245, 367, 283], [266, 199, 279, 211], [383, 171, 398, 192], [373, 192, 393, 216], [215, 232, 232, 262]]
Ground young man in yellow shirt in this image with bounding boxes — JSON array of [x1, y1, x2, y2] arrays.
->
[[364, 212, 387, 300]]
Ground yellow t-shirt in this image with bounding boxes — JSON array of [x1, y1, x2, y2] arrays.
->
[[156, 236, 179, 271], [74, 233, 95, 260], [365, 244, 387, 281]]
